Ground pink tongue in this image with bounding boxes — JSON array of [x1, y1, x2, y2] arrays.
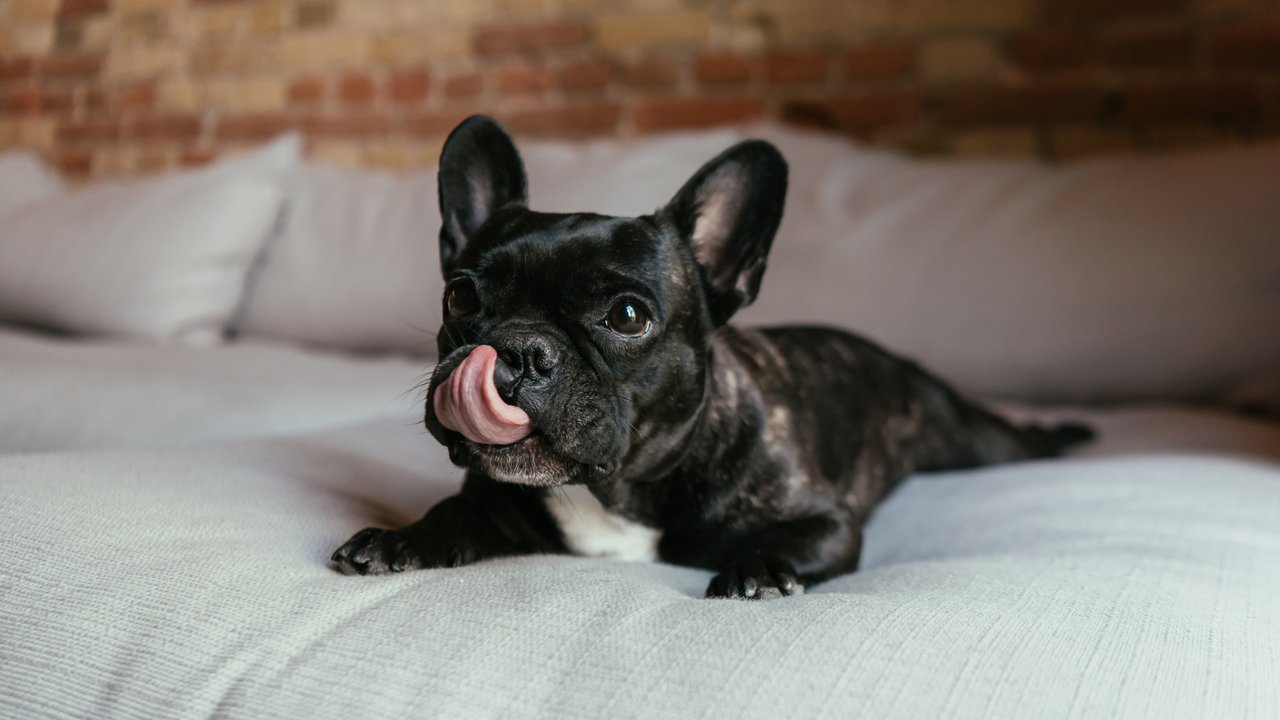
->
[[434, 345, 533, 445]]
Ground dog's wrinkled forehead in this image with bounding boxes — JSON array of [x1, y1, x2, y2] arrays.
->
[[459, 209, 684, 308]]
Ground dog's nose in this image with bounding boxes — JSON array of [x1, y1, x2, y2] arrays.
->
[[493, 352, 522, 403], [491, 336, 559, 403], [523, 336, 559, 376]]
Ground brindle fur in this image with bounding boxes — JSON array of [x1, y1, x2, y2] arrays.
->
[[589, 326, 1084, 586]]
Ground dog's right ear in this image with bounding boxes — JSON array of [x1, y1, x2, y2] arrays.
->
[[665, 140, 787, 325], [437, 115, 528, 275]]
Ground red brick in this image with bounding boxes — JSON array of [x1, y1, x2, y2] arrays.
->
[[405, 111, 472, 138], [57, 149, 93, 176], [288, 76, 326, 105], [1102, 28, 1195, 69], [0, 87, 42, 114], [389, 70, 430, 104], [306, 114, 392, 137], [559, 59, 613, 94], [58, 0, 109, 17], [1120, 80, 1261, 124], [1211, 22, 1280, 70], [1043, 0, 1186, 25], [0, 58, 35, 82], [631, 96, 765, 133], [1, 86, 74, 116], [218, 113, 299, 141], [767, 50, 829, 85], [444, 72, 483, 98], [114, 81, 158, 110], [58, 118, 120, 142], [1009, 32, 1093, 73], [505, 103, 622, 137], [844, 44, 915, 80], [181, 149, 218, 167], [130, 115, 201, 141], [497, 65, 551, 96], [695, 53, 755, 86], [85, 87, 107, 111], [939, 85, 1106, 125], [39, 53, 102, 79], [474, 22, 590, 56], [294, 1, 335, 29], [339, 73, 376, 105], [782, 93, 920, 134], [39, 88, 76, 114], [625, 58, 679, 89]]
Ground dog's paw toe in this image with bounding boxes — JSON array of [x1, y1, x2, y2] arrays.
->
[[331, 527, 481, 575], [705, 559, 804, 600], [332, 527, 419, 575]]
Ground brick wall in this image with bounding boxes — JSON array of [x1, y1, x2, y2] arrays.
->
[[1, 0, 1278, 179]]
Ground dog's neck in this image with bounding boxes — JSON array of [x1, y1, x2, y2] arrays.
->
[[584, 327, 766, 526]]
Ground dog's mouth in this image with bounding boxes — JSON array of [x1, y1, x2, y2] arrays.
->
[[427, 345, 608, 486], [433, 345, 534, 446], [456, 432, 618, 486], [461, 432, 578, 486]]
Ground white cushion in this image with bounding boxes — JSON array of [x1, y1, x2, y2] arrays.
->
[[0, 325, 424, 454], [234, 164, 441, 354], [739, 126, 1280, 404], [0, 136, 299, 344], [0, 151, 64, 216], [235, 125, 1280, 403]]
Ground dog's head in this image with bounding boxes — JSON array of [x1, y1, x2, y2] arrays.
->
[[423, 115, 787, 487]]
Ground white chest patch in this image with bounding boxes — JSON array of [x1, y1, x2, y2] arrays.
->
[[543, 486, 661, 562]]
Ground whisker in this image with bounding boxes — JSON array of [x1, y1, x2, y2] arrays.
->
[[440, 321, 463, 350], [397, 371, 435, 403], [600, 390, 643, 438], [398, 317, 440, 339]]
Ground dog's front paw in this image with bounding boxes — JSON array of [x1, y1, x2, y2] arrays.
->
[[330, 527, 475, 576], [706, 558, 804, 600]]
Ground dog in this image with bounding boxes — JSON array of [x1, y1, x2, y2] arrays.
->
[[332, 115, 1092, 599]]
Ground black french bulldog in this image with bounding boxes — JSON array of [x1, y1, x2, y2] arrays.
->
[[332, 115, 1092, 599]]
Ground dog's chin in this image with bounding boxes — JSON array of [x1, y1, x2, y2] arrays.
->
[[462, 434, 582, 487]]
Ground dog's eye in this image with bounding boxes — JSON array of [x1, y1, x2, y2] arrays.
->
[[606, 301, 651, 337], [445, 282, 479, 319]]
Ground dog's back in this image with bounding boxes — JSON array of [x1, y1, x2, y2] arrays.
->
[[720, 325, 1092, 512]]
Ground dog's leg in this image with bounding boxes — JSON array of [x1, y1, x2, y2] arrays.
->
[[331, 475, 565, 575], [703, 515, 863, 600]]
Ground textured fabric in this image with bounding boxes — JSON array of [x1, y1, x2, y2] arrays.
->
[[234, 164, 442, 354], [234, 125, 1280, 403], [2, 328, 1280, 719], [0, 151, 63, 217], [0, 326, 424, 453], [0, 136, 299, 344]]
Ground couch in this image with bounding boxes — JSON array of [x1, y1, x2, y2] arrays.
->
[[2, 124, 1278, 719]]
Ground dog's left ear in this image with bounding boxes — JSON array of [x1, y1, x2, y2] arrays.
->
[[665, 140, 788, 325], [437, 115, 528, 276]]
